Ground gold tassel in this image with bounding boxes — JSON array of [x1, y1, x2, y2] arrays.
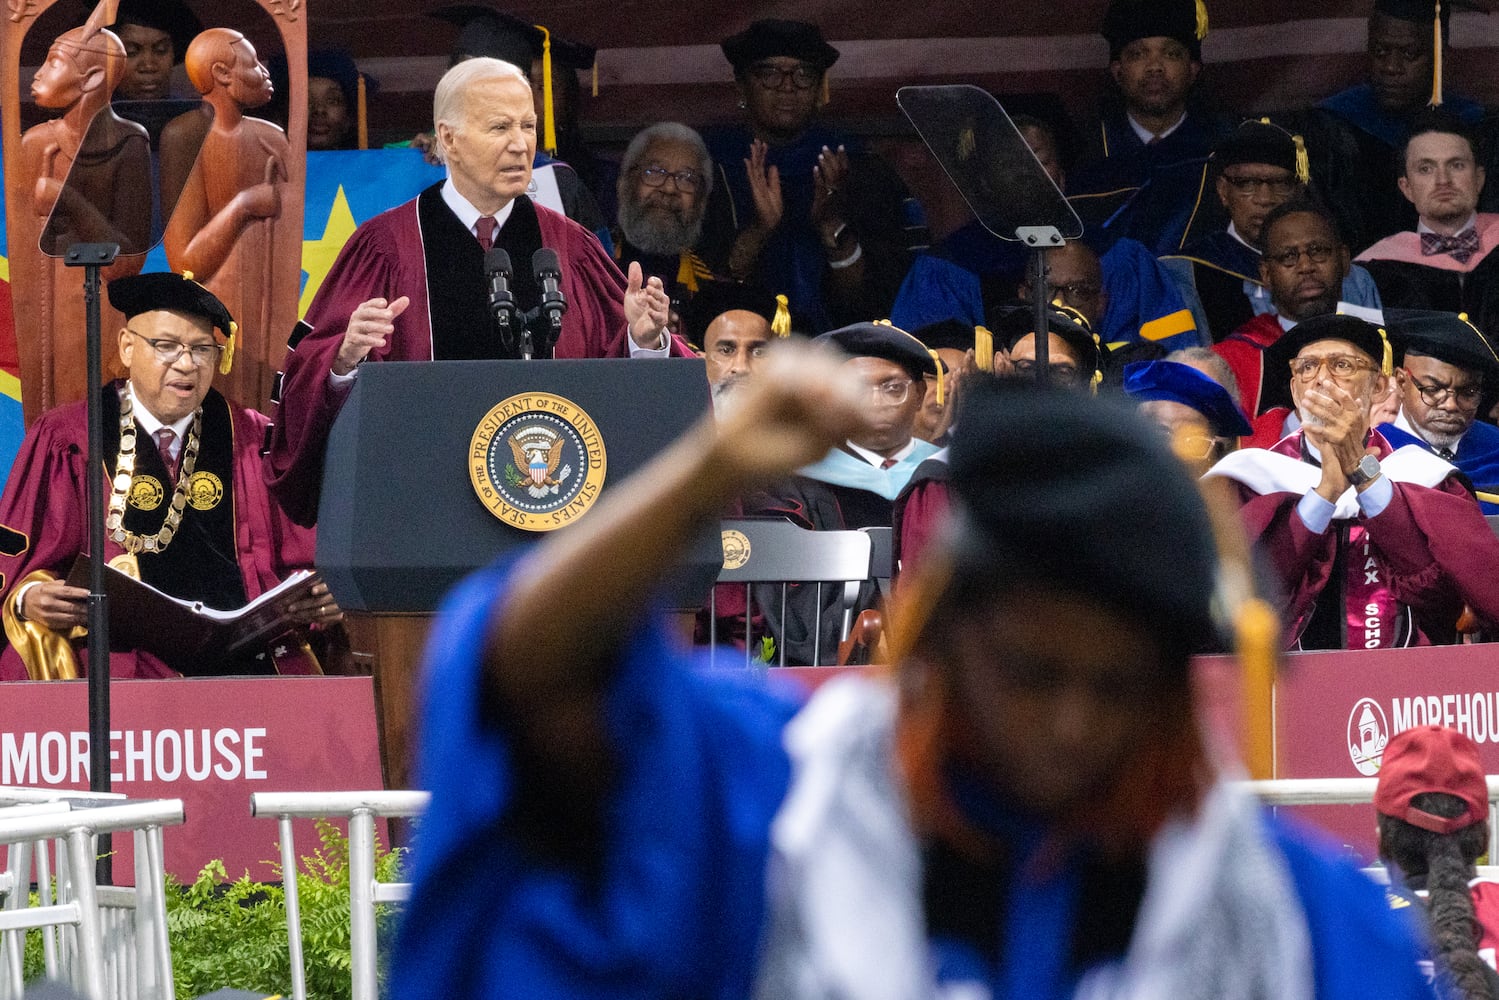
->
[[219, 321, 236, 375], [675, 254, 700, 294], [1293, 134, 1309, 185], [975, 325, 993, 373], [1090, 331, 1103, 394], [1378, 326, 1393, 377], [1195, 0, 1209, 40], [356, 74, 368, 151], [821, 70, 830, 105], [771, 294, 791, 337], [535, 25, 558, 155], [1432, 0, 1444, 107], [929, 349, 945, 406], [1090, 369, 1103, 395], [591, 61, 598, 98]]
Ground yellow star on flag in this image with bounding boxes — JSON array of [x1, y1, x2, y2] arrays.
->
[[299, 185, 358, 318]]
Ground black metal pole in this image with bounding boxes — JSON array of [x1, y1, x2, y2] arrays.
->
[[66, 241, 119, 884], [1029, 245, 1050, 385]]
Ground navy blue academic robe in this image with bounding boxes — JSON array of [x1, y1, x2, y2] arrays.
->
[[1379, 417, 1499, 515]]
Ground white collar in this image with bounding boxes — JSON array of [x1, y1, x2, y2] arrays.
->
[[125, 382, 194, 439], [1227, 222, 1260, 255], [1127, 111, 1186, 146], [1417, 213, 1477, 239], [1277, 313, 1297, 332], [1395, 406, 1467, 452], [846, 438, 916, 468], [441, 178, 516, 237]]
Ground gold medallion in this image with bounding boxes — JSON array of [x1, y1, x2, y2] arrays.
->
[[128, 475, 165, 511], [721, 529, 751, 570], [468, 392, 607, 532], [186, 471, 224, 511]]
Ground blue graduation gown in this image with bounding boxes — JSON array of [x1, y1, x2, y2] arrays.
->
[[1379, 418, 1499, 514]]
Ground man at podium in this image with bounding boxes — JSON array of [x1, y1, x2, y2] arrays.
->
[[0, 273, 335, 680], [271, 57, 695, 524]]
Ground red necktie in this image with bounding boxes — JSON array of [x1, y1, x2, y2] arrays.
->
[[155, 428, 180, 481], [880, 458, 897, 470], [475, 215, 498, 251]]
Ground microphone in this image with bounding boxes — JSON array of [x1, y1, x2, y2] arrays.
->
[[532, 248, 568, 352], [485, 247, 518, 351]]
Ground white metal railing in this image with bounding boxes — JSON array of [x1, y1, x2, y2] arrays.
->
[[250, 791, 428, 1000], [0, 799, 183, 1000]]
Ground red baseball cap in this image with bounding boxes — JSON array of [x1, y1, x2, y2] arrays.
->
[[1374, 725, 1489, 835]]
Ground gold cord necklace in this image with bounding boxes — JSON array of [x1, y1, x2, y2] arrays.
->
[[105, 386, 202, 556]]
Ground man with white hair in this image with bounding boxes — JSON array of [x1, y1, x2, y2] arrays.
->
[[613, 122, 722, 309], [270, 57, 695, 523]]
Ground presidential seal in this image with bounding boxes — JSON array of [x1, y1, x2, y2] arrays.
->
[[469, 392, 607, 532], [186, 471, 224, 511], [128, 475, 165, 511], [721, 529, 751, 570]]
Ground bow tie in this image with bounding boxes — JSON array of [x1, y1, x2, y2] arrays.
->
[[1420, 228, 1480, 264]]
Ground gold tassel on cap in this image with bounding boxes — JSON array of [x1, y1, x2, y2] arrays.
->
[[356, 74, 368, 151], [219, 321, 236, 375], [1432, 0, 1444, 107], [975, 325, 994, 373], [591, 61, 598, 98], [1195, 0, 1210, 40], [535, 24, 558, 155], [1293, 134, 1309, 185], [771, 294, 791, 337], [1378, 326, 1393, 377], [928, 349, 945, 406]]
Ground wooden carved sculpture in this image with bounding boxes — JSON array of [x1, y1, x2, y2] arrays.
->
[[12, 0, 149, 423]]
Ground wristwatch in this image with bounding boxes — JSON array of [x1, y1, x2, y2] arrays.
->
[[1347, 453, 1382, 488]]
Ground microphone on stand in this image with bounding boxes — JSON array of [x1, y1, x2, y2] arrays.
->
[[485, 247, 519, 353], [533, 248, 568, 357]]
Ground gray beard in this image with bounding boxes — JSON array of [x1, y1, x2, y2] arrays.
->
[[1418, 424, 1464, 453], [619, 198, 705, 257]]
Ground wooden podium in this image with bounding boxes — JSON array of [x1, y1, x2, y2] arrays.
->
[[316, 358, 719, 790]]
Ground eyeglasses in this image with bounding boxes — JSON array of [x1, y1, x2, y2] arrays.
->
[[1265, 243, 1338, 270], [1052, 281, 1102, 304], [747, 62, 820, 91], [868, 378, 914, 405], [639, 165, 702, 193], [1402, 369, 1483, 408], [1011, 360, 1082, 386], [128, 330, 222, 367], [1289, 354, 1376, 382], [1221, 174, 1299, 198]]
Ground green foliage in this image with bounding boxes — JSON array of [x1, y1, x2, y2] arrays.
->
[[754, 636, 776, 664], [19, 820, 405, 1000]]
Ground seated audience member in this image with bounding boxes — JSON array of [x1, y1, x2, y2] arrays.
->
[[1068, 0, 1225, 256], [1379, 310, 1499, 513], [1375, 725, 1499, 999], [678, 281, 787, 410], [909, 318, 977, 446], [267, 49, 375, 152], [1296, 0, 1486, 251], [1357, 115, 1499, 337], [1124, 359, 1251, 473], [614, 123, 721, 318], [0, 274, 336, 680], [744, 322, 939, 663], [109, 0, 199, 104], [393, 346, 1431, 999], [1205, 314, 1499, 650], [1169, 344, 1243, 402], [1164, 118, 1382, 343], [1213, 199, 1352, 446], [270, 58, 692, 525], [702, 19, 922, 332]]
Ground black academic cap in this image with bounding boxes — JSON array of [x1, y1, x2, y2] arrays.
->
[[991, 301, 1105, 377], [108, 272, 234, 340], [721, 20, 839, 73], [1123, 359, 1253, 437], [1260, 313, 1393, 411], [308, 49, 377, 108], [1101, 0, 1208, 61], [428, 5, 597, 70], [108, 0, 202, 64], [815, 322, 939, 382], [1213, 117, 1309, 184], [947, 378, 1223, 665], [1388, 309, 1499, 377], [679, 282, 787, 349], [912, 318, 978, 355], [1374, 0, 1451, 29]]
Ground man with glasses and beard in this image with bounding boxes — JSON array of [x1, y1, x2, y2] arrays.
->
[[1377, 310, 1499, 514], [1205, 313, 1499, 649], [614, 123, 723, 321]]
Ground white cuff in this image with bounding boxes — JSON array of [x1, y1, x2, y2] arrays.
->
[[12, 580, 41, 621], [1296, 490, 1336, 534], [328, 366, 358, 387], [1356, 474, 1394, 517], [627, 329, 671, 358]]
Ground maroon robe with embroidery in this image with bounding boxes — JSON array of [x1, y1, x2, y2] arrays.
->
[[269, 185, 695, 523], [1207, 429, 1499, 649], [0, 384, 318, 679]]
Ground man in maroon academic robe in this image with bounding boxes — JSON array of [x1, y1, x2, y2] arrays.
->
[[1204, 314, 1499, 650], [270, 57, 693, 524], [0, 273, 336, 680]]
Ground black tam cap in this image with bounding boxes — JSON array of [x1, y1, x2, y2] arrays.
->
[[1389, 309, 1499, 377], [1261, 313, 1393, 410], [108, 0, 202, 64], [721, 20, 840, 73], [679, 282, 786, 349], [912, 318, 980, 355], [1102, 0, 1208, 60], [947, 378, 1223, 666], [429, 5, 597, 70], [108, 272, 234, 340], [1213, 117, 1310, 184], [992, 302, 1105, 378], [1375, 0, 1451, 29], [815, 322, 939, 382]]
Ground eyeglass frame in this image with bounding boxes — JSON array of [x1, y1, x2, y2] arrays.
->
[[637, 165, 704, 193], [1398, 367, 1484, 409], [1264, 242, 1339, 270], [1219, 173, 1300, 199], [867, 378, 915, 405], [746, 61, 821, 91], [126, 329, 223, 367], [1288, 353, 1377, 383], [1011, 359, 1083, 386]]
